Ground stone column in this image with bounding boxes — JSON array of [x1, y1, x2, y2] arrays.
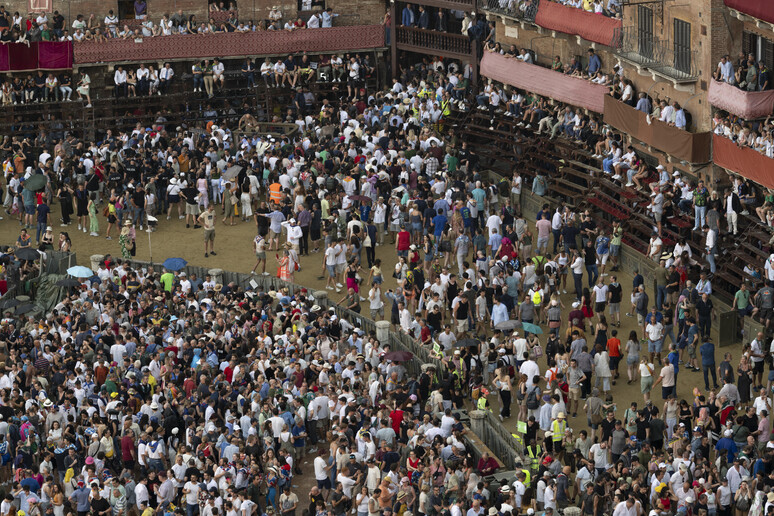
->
[[90, 255, 104, 272], [314, 291, 328, 307], [376, 320, 391, 343], [208, 268, 223, 285], [470, 410, 486, 439]]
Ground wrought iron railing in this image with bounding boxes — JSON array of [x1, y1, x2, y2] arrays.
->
[[480, 0, 539, 22], [395, 26, 472, 55], [612, 26, 699, 82]]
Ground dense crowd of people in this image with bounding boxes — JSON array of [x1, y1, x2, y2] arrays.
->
[[5, 20, 774, 516]]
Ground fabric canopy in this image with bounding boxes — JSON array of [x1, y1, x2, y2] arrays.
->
[[535, 1, 622, 47], [480, 52, 609, 113], [0, 41, 72, 71], [708, 79, 774, 119], [713, 134, 774, 189], [724, 0, 774, 25], [603, 96, 711, 163], [74, 25, 385, 64]]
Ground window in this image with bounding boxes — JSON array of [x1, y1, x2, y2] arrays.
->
[[743, 31, 774, 72], [637, 6, 653, 59], [673, 18, 691, 74]]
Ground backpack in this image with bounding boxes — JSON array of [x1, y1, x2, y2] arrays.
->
[[526, 386, 540, 410], [497, 178, 510, 196]]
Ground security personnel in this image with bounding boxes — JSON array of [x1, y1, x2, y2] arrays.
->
[[268, 181, 282, 205], [525, 439, 542, 478], [551, 412, 567, 458]]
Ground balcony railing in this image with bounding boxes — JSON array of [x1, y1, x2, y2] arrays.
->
[[73, 25, 385, 64], [533, 1, 621, 47], [480, 51, 609, 113], [480, 0, 539, 23], [612, 26, 699, 83], [714, 133, 774, 189], [603, 96, 711, 163], [708, 79, 774, 119], [395, 26, 472, 56]]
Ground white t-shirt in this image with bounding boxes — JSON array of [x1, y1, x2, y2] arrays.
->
[[314, 456, 328, 481], [184, 482, 200, 505]]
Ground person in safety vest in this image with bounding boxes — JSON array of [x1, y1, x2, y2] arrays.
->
[[551, 412, 567, 461]]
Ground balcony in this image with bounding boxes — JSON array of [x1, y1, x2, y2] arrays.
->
[[0, 41, 72, 71], [395, 26, 473, 59], [714, 133, 774, 189], [480, 51, 609, 113], [708, 79, 774, 119], [533, 1, 622, 47], [612, 27, 699, 86], [724, 0, 774, 31], [73, 25, 385, 65], [603, 96, 711, 163], [480, 0, 539, 24]]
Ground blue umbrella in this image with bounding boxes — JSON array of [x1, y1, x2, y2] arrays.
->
[[521, 322, 543, 335], [66, 265, 94, 278], [163, 258, 188, 271]]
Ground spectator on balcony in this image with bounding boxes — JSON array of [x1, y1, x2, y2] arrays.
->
[[714, 54, 734, 84], [170, 9, 185, 28], [137, 64, 150, 95], [461, 12, 473, 35], [159, 63, 174, 93], [202, 59, 215, 96], [332, 54, 345, 82], [322, 8, 338, 27], [402, 4, 415, 26], [417, 6, 429, 29], [606, 0, 621, 17], [742, 57, 758, 92], [72, 14, 86, 31], [59, 74, 72, 100], [76, 70, 91, 107], [759, 61, 770, 91], [191, 61, 204, 92], [114, 66, 128, 98], [671, 102, 686, 130], [186, 14, 198, 34], [212, 57, 225, 93], [635, 93, 651, 114], [316, 54, 331, 82], [517, 48, 533, 64], [44, 73, 58, 102], [241, 58, 255, 88], [141, 19, 157, 36], [435, 9, 447, 31], [259, 57, 274, 87], [658, 100, 675, 124], [564, 56, 582, 75], [307, 11, 320, 28], [135, 0, 147, 19], [585, 48, 601, 77]]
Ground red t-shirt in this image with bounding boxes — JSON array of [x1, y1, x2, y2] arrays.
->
[[121, 435, 135, 461], [389, 409, 403, 434], [397, 231, 410, 251], [607, 338, 621, 357]]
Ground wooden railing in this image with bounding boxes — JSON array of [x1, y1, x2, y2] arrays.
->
[[395, 26, 472, 56]]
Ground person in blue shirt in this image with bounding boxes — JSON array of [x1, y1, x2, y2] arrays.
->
[[595, 234, 610, 276], [699, 337, 719, 390], [431, 209, 447, 240], [488, 229, 502, 259], [401, 4, 415, 26], [715, 429, 738, 462], [586, 48, 601, 76]]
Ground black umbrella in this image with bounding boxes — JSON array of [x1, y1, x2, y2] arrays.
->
[[14, 248, 40, 261], [494, 320, 522, 331], [0, 298, 19, 310], [15, 304, 35, 315], [56, 278, 81, 288], [454, 338, 480, 348]]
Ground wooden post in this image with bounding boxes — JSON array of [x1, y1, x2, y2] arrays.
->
[[390, 2, 398, 80]]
